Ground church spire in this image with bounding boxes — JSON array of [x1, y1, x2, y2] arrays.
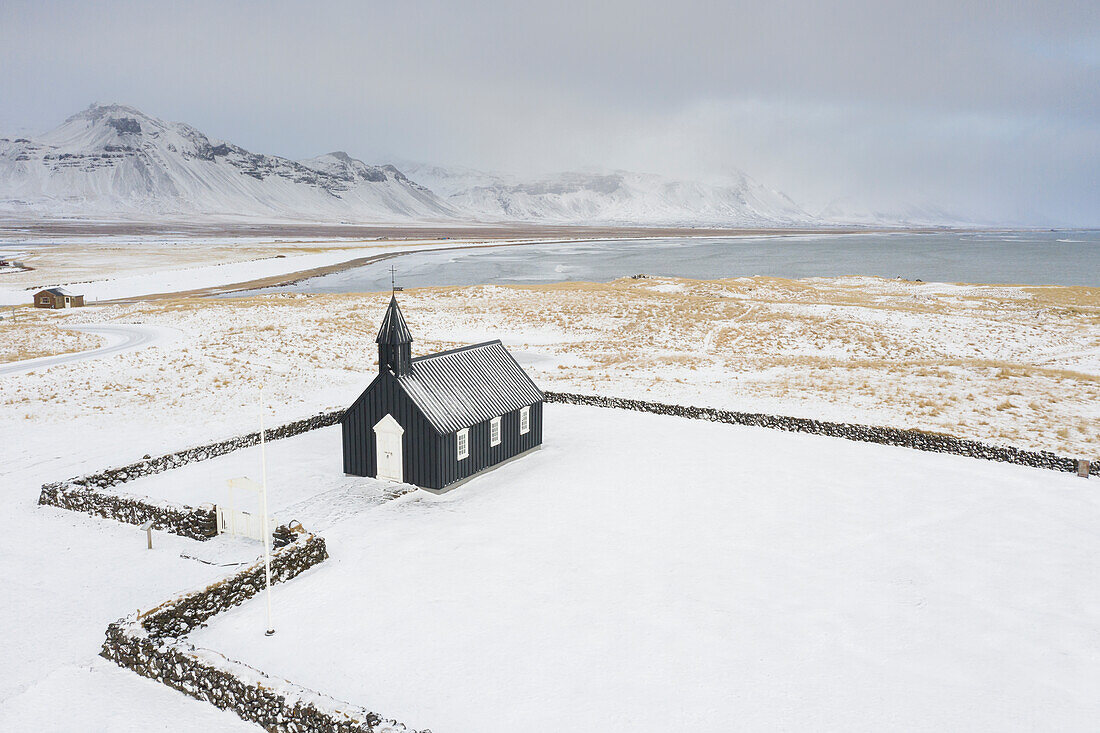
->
[[376, 294, 413, 375]]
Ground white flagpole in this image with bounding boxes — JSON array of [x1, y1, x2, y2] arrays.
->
[[259, 386, 275, 636]]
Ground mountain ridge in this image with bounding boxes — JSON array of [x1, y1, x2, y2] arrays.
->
[[398, 163, 815, 227], [0, 103, 948, 227], [0, 104, 455, 222]]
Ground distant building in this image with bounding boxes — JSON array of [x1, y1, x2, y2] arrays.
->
[[34, 288, 84, 309], [341, 294, 543, 491]]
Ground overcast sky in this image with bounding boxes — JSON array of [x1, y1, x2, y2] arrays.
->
[[2, 0, 1097, 225]]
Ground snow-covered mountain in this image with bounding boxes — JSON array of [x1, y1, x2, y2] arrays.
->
[[0, 104, 455, 222], [1, 103, 908, 227], [401, 163, 813, 227], [813, 197, 980, 228]]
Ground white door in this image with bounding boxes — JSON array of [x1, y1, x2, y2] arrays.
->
[[373, 414, 405, 482]]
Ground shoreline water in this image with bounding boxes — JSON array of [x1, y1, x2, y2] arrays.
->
[[236, 230, 1100, 295], [2, 226, 1096, 304]]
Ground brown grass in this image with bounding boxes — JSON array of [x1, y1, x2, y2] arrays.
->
[[4, 275, 1098, 457]]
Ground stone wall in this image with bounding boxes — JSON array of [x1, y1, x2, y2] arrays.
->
[[543, 391, 1098, 476], [38, 481, 217, 539], [41, 389, 1093, 545], [140, 532, 329, 639], [38, 409, 344, 540], [101, 532, 421, 732], [72, 410, 342, 490], [101, 630, 416, 733]]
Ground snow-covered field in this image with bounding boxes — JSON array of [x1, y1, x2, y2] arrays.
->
[[4, 276, 1096, 457], [0, 236, 499, 306], [0, 323, 177, 377], [0, 467, 259, 731], [1, 261, 1096, 730], [184, 403, 1100, 732], [121, 426, 406, 533], [0, 313, 104, 362]]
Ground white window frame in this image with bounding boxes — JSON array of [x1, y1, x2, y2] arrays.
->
[[490, 417, 502, 446], [456, 428, 469, 460], [519, 406, 530, 435]]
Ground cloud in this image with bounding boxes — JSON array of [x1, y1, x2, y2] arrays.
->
[[1, 0, 1097, 224]]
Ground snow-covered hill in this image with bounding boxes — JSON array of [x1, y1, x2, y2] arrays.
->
[[0, 104, 455, 222], [402, 163, 814, 227], [0, 103, 895, 227], [813, 197, 980, 228]]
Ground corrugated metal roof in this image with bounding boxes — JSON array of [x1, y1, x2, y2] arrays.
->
[[376, 295, 413, 345], [40, 287, 76, 296], [397, 340, 543, 433]]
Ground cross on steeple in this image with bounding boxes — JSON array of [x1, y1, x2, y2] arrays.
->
[[389, 264, 397, 293]]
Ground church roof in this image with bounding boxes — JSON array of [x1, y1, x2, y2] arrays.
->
[[376, 295, 413, 345], [397, 340, 543, 433]]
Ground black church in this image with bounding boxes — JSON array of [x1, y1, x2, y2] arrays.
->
[[341, 294, 544, 491]]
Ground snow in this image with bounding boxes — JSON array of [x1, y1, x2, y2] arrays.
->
[[4, 275, 1095, 460], [0, 661, 257, 732], [0, 337, 281, 729], [0, 103, 823, 227], [0, 237, 495, 306], [1, 264, 1095, 730], [0, 248, 366, 305], [188, 403, 1100, 732], [401, 163, 814, 227], [0, 496, 258, 731], [0, 323, 178, 376], [120, 426, 404, 532], [0, 104, 454, 223]]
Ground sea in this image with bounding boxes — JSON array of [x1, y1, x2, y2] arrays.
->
[[254, 230, 1100, 293]]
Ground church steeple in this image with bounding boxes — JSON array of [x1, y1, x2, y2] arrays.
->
[[376, 294, 413, 376]]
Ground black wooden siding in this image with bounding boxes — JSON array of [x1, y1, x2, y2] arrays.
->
[[342, 375, 543, 490], [342, 372, 443, 488], [436, 401, 543, 487]]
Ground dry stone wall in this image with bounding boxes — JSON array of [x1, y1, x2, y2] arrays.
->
[[543, 391, 1098, 476], [101, 532, 423, 732], [38, 410, 343, 540], [38, 481, 217, 538], [101, 630, 416, 733], [72, 410, 342, 490], [140, 532, 329, 638], [41, 390, 1093, 545]]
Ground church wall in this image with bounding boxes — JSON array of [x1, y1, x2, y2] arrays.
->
[[341, 372, 442, 486]]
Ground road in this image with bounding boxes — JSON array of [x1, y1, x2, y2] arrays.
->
[[0, 324, 178, 377]]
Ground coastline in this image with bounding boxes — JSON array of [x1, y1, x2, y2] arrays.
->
[[0, 222, 927, 303]]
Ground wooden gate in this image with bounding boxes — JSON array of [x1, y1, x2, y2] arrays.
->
[[216, 505, 274, 541]]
